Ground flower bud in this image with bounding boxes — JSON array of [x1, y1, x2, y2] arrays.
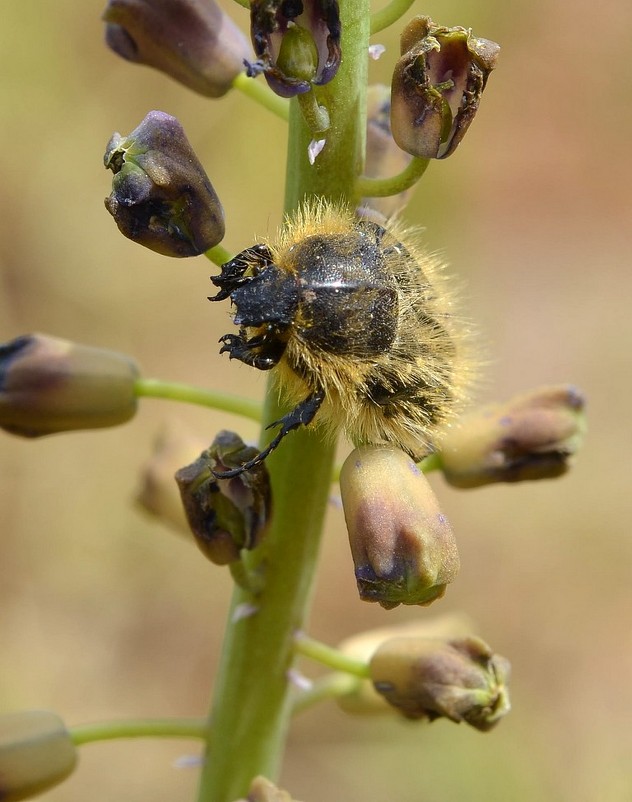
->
[[249, 0, 341, 97], [440, 385, 586, 488], [234, 775, 301, 802], [136, 420, 208, 534], [336, 614, 474, 715], [0, 710, 77, 801], [361, 84, 414, 217], [175, 431, 271, 565], [340, 446, 459, 609], [0, 333, 138, 438], [103, 0, 251, 98], [369, 635, 511, 731], [391, 16, 500, 159], [104, 110, 225, 257]]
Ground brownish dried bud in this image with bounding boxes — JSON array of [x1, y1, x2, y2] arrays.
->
[[361, 84, 415, 217], [0, 710, 77, 801], [103, 0, 251, 98], [234, 775, 302, 802], [440, 385, 586, 487], [340, 446, 459, 609], [249, 0, 341, 97], [175, 431, 271, 565], [391, 16, 499, 159], [104, 110, 225, 257], [0, 333, 138, 438], [370, 635, 511, 731]]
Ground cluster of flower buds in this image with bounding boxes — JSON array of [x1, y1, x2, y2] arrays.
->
[[0, 710, 77, 801], [0, 333, 139, 438], [248, 0, 341, 97], [175, 431, 271, 565], [391, 16, 500, 159], [234, 775, 301, 802], [439, 385, 586, 487], [340, 446, 459, 609], [103, 0, 251, 98], [369, 635, 511, 731], [104, 110, 225, 257]]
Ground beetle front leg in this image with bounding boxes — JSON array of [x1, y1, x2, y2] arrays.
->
[[218, 329, 283, 370]]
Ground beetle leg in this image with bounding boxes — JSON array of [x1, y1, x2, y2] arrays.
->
[[218, 328, 285, 370], [213, 387, 326, 478], [209, 243, 274, 301]]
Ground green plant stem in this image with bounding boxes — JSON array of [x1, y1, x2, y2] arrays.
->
[[134, 378, 261, 423], [70, 718, 209, 746], [294, 633, 370, 677], [291, 673, 360, 715], [370, 0, 416, 34], [232, 73, 290, 122], [204, 243, 233, 267], [194, 0, 371, 798], [356, 155, 429, 198]]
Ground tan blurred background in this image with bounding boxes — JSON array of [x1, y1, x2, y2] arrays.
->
[[1, 1, 631, 800]]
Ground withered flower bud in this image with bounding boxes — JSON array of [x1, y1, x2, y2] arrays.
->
[[440, 385, 586, 488], [391, 16, 500, 159], [249, 0, 341, 97], [0, 333, 138, 438], [234, 775, 301, 802], [175, 430, 271, 565], [0, 710, 77, 801], [361, 84, 414, 217], [104, 110, 225, 257], [103, 0, 251, 98], [340, 446, 460, 610], [370, 635, 511, 731]]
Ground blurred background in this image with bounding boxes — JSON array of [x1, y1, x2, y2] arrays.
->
[[1, 0, 630, 800]]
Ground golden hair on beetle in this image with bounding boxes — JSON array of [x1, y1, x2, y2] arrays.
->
[[210, 199, 475, 477]]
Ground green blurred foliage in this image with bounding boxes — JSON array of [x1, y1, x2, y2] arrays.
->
[[1, 1, 631, 801]]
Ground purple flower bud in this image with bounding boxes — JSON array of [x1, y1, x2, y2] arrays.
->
[[104, 110, 225, 257], [340, 446, 460, 609], [0, 710, 77, 801], [249, 0, 341, 97], [0, 334, 139, 438], [391, 16, 500, 159], [175, 431, 271, 565], [103, 0, 251, 98], [370, 635, 511, 731], [440, 385, 586, 487]]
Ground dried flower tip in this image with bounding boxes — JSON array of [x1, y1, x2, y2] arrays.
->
[[370, 635, 511, 731], [0, 710, 77, 801], [175, 430, 271, 565], [104, 110, 225, 257], [103, 0, 250, 98], [361, 84, 414, 217], [234, 775, 302, 802], [391, 16, 499, 159], [0, 333, 138, 438], [136, 420, 209, 534], [440, 384, 586, 487], [340, 445, 459, 609], [249, 0, 341, 97]]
